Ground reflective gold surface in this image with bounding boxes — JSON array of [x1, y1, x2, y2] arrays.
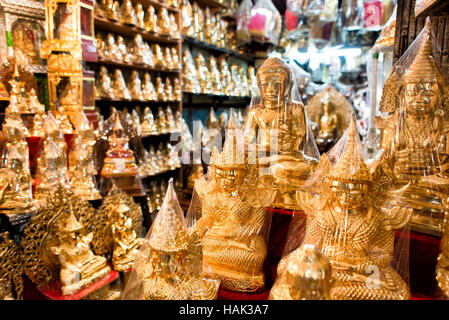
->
[[0, 232, 23, 300]]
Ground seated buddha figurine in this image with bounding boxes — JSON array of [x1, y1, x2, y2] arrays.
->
[[283, 116, 412, 300], [238, 65, 250, 97], [194, 111, 276, 292], [156, 77, 166, 101], [169, 13, 181, 39], [130, 35, 150, 65], [142, 73, 157, 101], [143, 43, 155, 67], [104, 0, 119, 21], [209, 56, 222, 95], [164, 47, 174, 70], [135, 3, 145, 29], [123, 179, 220, 300], [220, 59, 232, 96], [195, 53, 212, 94], [192, 1, 205, 42], [28, 89, 45, 114], [44, 112, 68, 157], [104, 33, 123, 62], [50, 213, 110, 296], [156, 106, 169, 134], [144, 6, 158, 33], [153, 44, 166, 68], [165, 107, 176, 132], [180, 0, 194, 37], [112, 69, 131, 100], [30, 113, 46, 137], [164, 78, 174, 101], [141, 107, 158, 136], [101, 112, 139, 177], [230, 64, 242, 96], [119, 0, 137, 26], [157, 8, 172, 37], [128, 70, 144, 101], [171, 47, 181, 69], [248, 66, 257, 96], [96, 66, 114, 99], [131, 109, 142, 136], [244, 57, 318, 210], [204, 7, 217, 45], [377, 18, 449, 231], [182, 48, 200, 93], [55, 106, 74, 135], [173, 78, 182, 101], [117, 36, 132, 64]]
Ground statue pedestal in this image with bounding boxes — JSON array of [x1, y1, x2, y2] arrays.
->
[[38, 270, 119, 300]]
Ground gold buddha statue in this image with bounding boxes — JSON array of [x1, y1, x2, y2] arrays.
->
[[195, 53, 212, 94], [165, 107, 176, 132], [164, 47, 174, 70], [130, 35, 149, 66], [169, 13, 181, 39], [112, 69, 131, 100], [31, 113, 46, 137], [104, 33, 123, 62], [50, 213, 110, 295], [0, 232, 23, 300], [135, 3, 145, 29], [117, 36, 132, 64], [119, 0, 137, 26], [128, 70, 144, 101], [131, 109, 142, 136], [156, 106, 169, 134], [182, 48, 200, 93], [220, 58, 232, 96], [99, 186, 143, 272], [141, 107, 158, 136], [216, 15, 227, 48], [377, 18, 449, 232], [209, 56, 222, 95], [55, 106, 74, 135], [192, 2, 205, 42], [269, 244, 332, 300], [28, 89, 45, 114], [0, 119, 34, 214], [181, 0, 194, 37], [173, 78, 182, 101], [171, 47, 181, 69], [194, 110, 276, 292], [283, 116, 412, 300], [244, 57, 318, 210], [142, 73, 157, 101], [238, 65, 250, 97], [43, 111, 68, 157], [101, 112, 139, 177], [156, 143, 168, 172], [104, 0, 119, 21], [144, 6, 158, 33], [122, 179, 220, 300], [144, 42, 155, 67], [164, 78, 174, 101], [96, 66, 115, 99], [230, 63, 241, 96], [204, 7, 217, 45], [154, 44, 166, 68], [156, 77, 166, 101], [157, 8, 172, 37]]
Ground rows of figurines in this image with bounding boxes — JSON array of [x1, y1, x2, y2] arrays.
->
[[97, 33, 181, 70], [96, 0, 181, 40], [182, 47, 256, 97], [96, 66, 182, 102], [181, 0, 237, 51]]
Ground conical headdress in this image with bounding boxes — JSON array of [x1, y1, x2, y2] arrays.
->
[[62, 212, 84, 233], [210, 108, 246, 169], [326, 114, 371, 184]]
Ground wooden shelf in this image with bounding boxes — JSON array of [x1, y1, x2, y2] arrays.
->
[[183, 36, 255, 63], [89, 59, 181, 74], [94, 16, 181, 45], [141, 131, 180, 138], [182, 91, 251, 100], [96, 98, 181, 103], [196, 0, 228, 9], [130, 0, 180, 13]]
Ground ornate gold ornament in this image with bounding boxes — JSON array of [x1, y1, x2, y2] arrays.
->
[[0, 232, 24, 300]]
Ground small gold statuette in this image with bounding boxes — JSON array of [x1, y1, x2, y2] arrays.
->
[[22, 187, 111, 296], [244, 57, 319, 210], [195, 53, 212, 94], [112, 69, 131, 100], [156, 106, 169, 134], [153, 44, 166, 68], [0, 232, 23, 300], [284, 115, 412, 300], [194, 109, 276, 292], [156, 76, 166, 101], [170, 13, 181, 39], [182, 48, 200, 93], [164, 78, 174, 101], [173, 78, 182, 101], [192, 1, 205, 42], [122, 179, 220, 300], [209, 56, 222, 95], [142, 72, 157, 101], [104, 33, 123, 62], [128, 70, 144, 101], [117, 36, 132, 64], [96, 66, 115, 99], [144, 6, 158, 33], [181, 0, 194, 37], [135, 3, 145, 29], [130, 35, 150, 66], [104, 0, 119, 21], [164, 47, 174, 70], [157, 8, 172, 37], [220, 58, 232, 96], [171, 47, 181, 69], [141, 107, 158, 136], [269, 244, 332, 300], [119, 0, 137, 26]]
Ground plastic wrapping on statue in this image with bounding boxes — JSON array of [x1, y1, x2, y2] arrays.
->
[[377, 17, 449, 233], [187, 110, 277, 292], [236, 0, 252, 45], [122, 179, 220, 300], [244, 57, 319, 210], [248, 0, 282, 45], [272, 114, 412, 300]]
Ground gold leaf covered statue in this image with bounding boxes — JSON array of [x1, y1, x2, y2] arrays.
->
[[181, 0, 194, 37], [269, 244, 332, 300], [193, 109, 276, 292], [306, 84, 353, 153], [128, 70, 144, 101], [112, 69, 131, 100], [209, 56, 222, 95], [142, 73, 157, 101], [141, 107, 158, 136], [122, 179, 220, 300], [156, 76, 166, 101], [196, 53, 212, 94], [0, 232, 24, 300], [144, 6, 158, 33], [277, 115, 412, 300], [22, 187, 111, 296], [119, 0, 137, 26], [244, 57, 319, 210], [157, 8, 172, 37], [96, 66, 114, 99], [376, 17, 449, 232], [182, 48, 200, 93]]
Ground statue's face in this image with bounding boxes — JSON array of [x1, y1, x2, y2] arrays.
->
[[328, 179, 367, 211], [402, 82, 440, 114], [67, 230, 82, 244], [213, 166, 245, 193], [258, 71, 288, 107]]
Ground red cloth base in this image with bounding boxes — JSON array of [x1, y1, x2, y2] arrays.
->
[[38, 270, 119, 300], [217, 288, 270, 300]]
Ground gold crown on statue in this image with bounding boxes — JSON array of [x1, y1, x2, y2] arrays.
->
[[399, 18, 446, 88], [210, 109, 246, 170], [326, 115, 371, 184], [62, 213, 84, 233]]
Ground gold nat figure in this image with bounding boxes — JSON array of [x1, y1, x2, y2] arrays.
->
[[284, 116, 412, 300], [194, 110, 275, 292], [122, 179, 220, 300], [244, 57, 318, 210], [377, 17, 449, 233]]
